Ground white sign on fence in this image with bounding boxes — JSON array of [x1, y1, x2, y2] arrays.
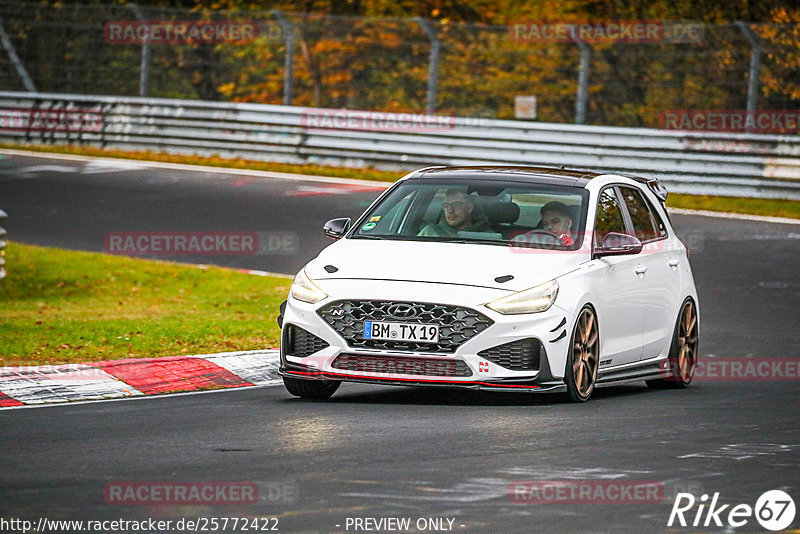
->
[[515, 95, 537, 119]]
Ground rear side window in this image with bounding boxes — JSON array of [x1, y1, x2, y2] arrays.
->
[[594, 188, 626, 246], [619, 187, 666, 242], [646, 198, 668, 239]]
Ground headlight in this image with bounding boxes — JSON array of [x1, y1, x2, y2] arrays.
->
[[485, 280, 559, 314], [290, 269, 328, 304]]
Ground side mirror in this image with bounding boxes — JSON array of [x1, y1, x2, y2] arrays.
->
[[593, 232, 643, 258], [323, 218, 351, 239]]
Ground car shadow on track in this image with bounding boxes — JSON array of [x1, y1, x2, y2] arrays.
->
[[280, 383, 665, 406]]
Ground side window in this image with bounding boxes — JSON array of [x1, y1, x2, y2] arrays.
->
[[619, 187, 659, 242], [361, 189, 416, 235], [594, 188, 627, 246], [380, 190, 414, 233], [647, 199, 668, 239]]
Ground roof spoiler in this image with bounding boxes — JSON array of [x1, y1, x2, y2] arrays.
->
[[618, 174, 668, 204], [645, 179, 669, 203]]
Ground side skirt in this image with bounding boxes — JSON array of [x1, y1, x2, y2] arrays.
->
[[596, 358, 666, 386]]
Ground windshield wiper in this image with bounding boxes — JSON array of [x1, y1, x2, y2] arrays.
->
[[443, 239, 508, 246]]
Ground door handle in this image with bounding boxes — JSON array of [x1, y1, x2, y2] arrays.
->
[[668, 260, 680, 267], [634, 266, 648, 275]]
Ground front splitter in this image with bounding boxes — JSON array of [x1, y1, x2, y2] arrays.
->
[[279, 369, 566, 393]]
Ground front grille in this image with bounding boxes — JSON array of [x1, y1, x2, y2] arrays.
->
[[286, 324, 329, 358], [318, 300, 493, 353], [332, 354, 472, 377], [478, 338, 541, 371]]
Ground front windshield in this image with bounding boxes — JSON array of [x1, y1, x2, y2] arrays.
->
[[351, 180, 589, 250]]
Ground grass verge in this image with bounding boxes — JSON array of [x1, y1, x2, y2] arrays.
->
[[0, 242, 288, 367], [665, 193, 800, 219], [2, 143, 798, 219]]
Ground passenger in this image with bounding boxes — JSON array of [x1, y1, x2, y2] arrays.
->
[[540, 201, 575, 246], [418, 189, 490, 237]]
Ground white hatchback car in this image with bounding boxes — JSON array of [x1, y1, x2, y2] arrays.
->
[[278, 166, 699, 402]]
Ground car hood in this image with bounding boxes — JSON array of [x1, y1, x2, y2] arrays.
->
[[305, 238, 587, 292]]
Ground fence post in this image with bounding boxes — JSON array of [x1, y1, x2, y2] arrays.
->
[[0, 18, 36, 92], [416, 17, 441, 115], [128, 4, 151, 97], [272, 10, 295, 106], [735, 21, 761, 114], [574, 39, 591, 124], [0, 208, 6, 282]]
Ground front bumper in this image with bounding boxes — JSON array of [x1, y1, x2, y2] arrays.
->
[[279, 281, 574, 393], [279, 358, 566, 393]]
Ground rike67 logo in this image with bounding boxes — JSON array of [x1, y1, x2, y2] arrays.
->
[[669, 490, 796, 531]]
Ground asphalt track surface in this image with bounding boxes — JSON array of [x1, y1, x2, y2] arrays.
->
[[1, 152, 800, 533]]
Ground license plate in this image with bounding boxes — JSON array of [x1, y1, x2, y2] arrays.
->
[[363, 321, 439, 343]]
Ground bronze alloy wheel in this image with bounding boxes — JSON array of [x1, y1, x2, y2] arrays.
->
[[675, 300, 699, 384], [647, 298, 699, 389], [566, 306, 599, 402]]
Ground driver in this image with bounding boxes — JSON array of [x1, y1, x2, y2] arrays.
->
[[540, 201, 574, 246], [418, 188, 490, 237]]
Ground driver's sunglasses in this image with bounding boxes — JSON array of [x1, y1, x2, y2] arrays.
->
[[442, 201, 470, 210]]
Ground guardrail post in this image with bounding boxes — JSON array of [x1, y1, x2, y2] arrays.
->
[[735, 21, 761, 115], [574, 38, 591, 125], [128, 4, 151, 97], [416, 17, 441, 115], [0, 208, 7, 282], [272, 10, 295, 106], [0, 18, 36, 92]]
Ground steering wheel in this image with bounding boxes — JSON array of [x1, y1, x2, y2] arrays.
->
[[511, 229, 562, 249]]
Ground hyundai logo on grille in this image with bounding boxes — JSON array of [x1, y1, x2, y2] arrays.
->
[[317, 300, 494, 354], [387, 303, 417, 319]]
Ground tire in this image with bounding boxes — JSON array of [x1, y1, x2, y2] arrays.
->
[[564, 305, 600, 402], [647, 298, 698, 389], [282, 376, 341, 399]]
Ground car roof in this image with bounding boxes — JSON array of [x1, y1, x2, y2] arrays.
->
[[410, 166, 601, 187], [408, 166, 668, 203]]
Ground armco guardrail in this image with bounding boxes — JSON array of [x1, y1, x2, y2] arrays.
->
[[0, 91, 799, 200]]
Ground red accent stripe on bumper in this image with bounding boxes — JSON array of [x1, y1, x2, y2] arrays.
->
[[285, 370, 541, 389]]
